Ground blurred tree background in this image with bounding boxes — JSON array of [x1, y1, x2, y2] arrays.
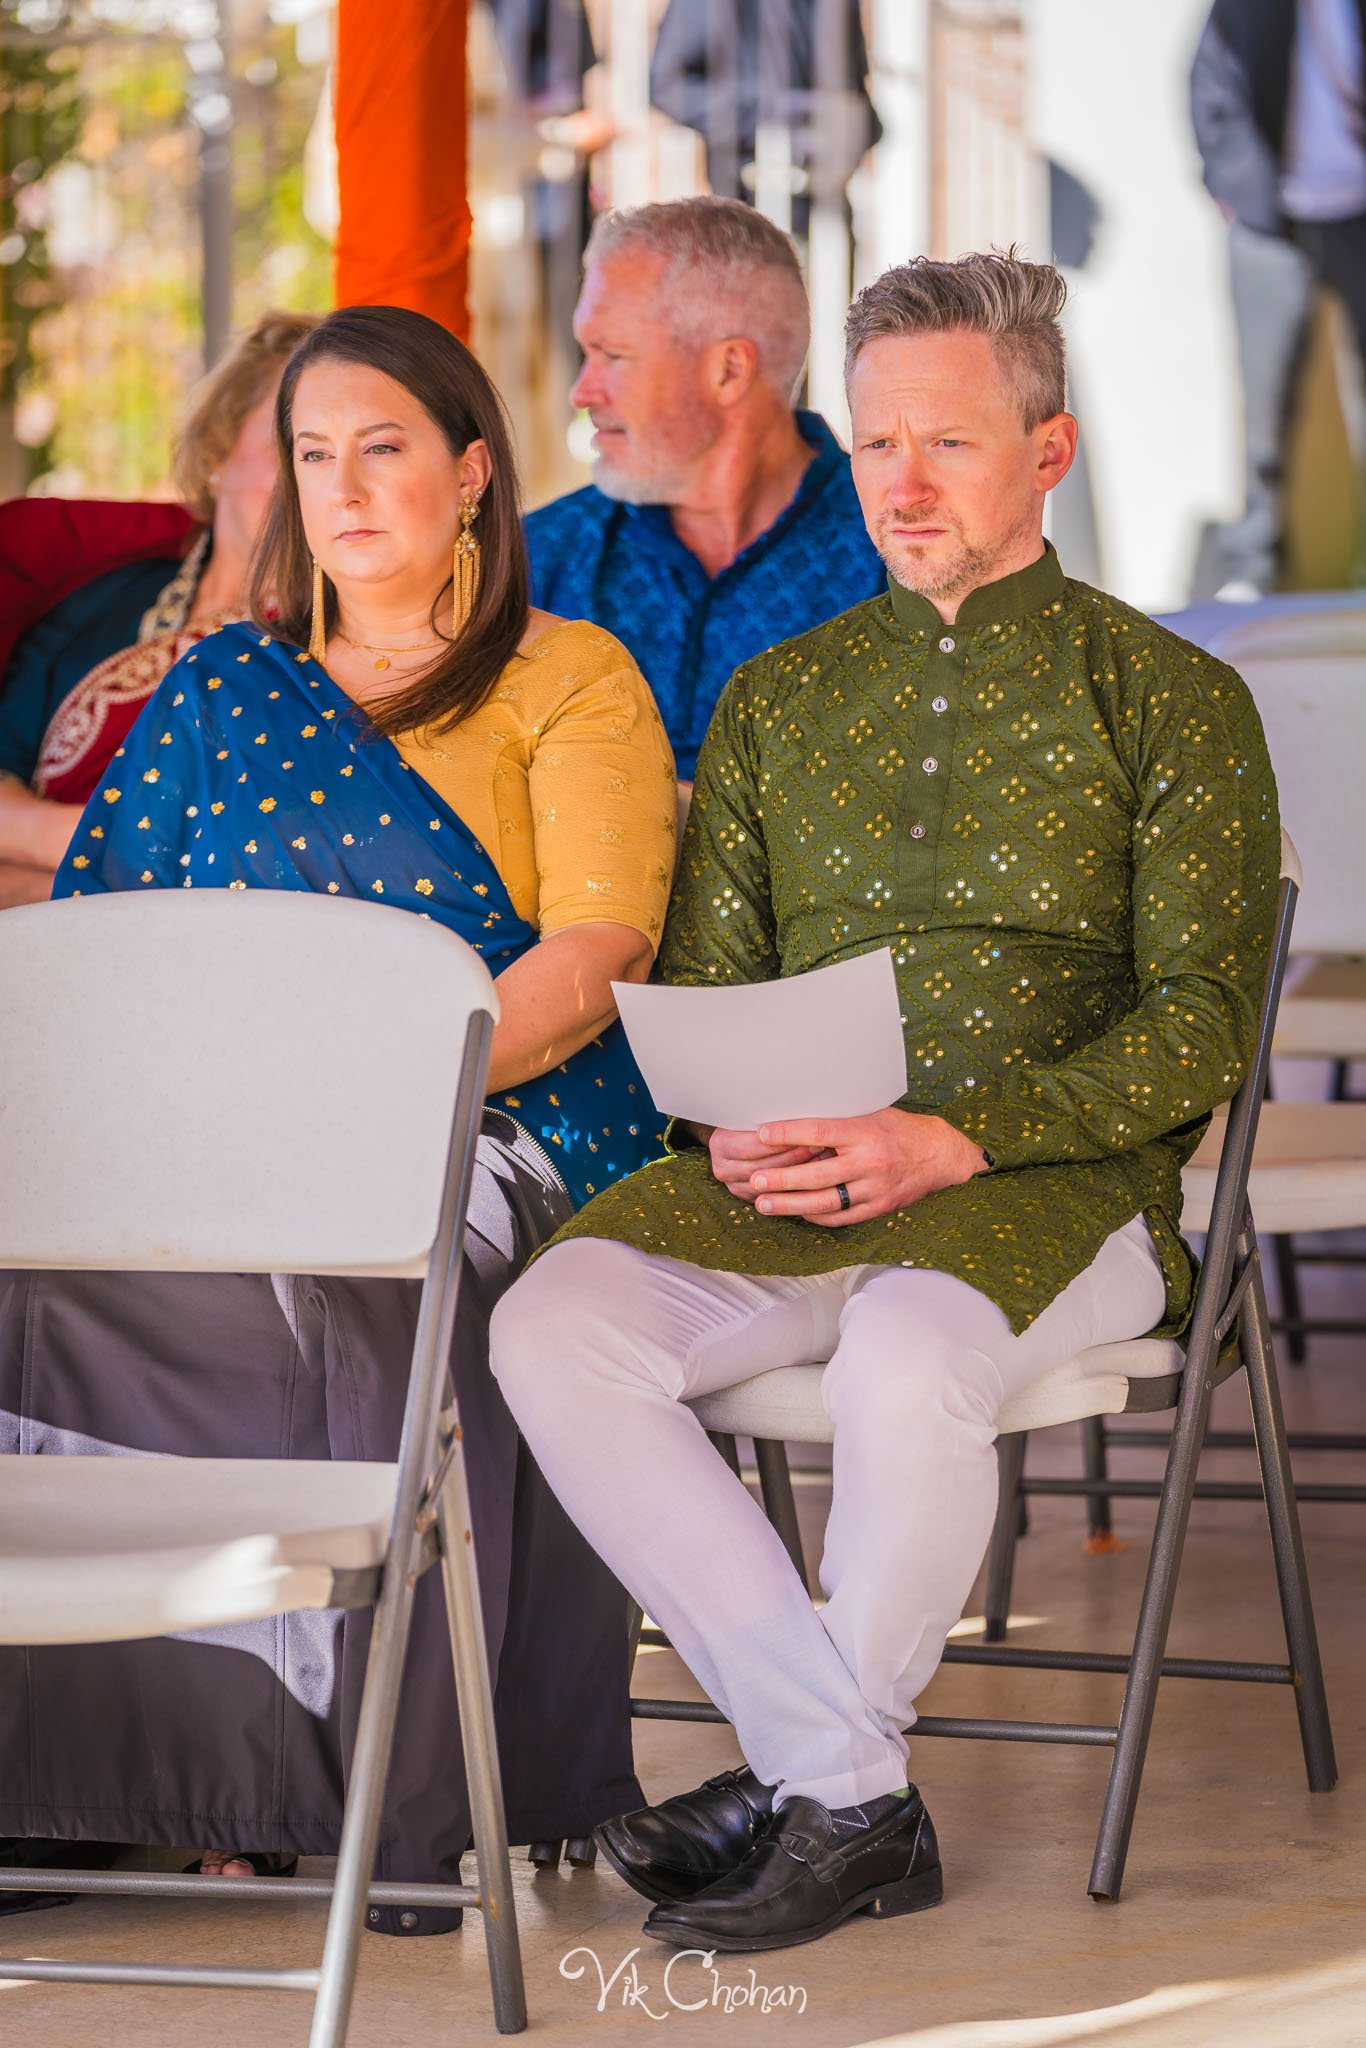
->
[[0, 0, 332, 500]]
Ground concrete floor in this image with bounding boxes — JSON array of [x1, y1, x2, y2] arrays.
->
[[3, 1256, 1363, 2048]]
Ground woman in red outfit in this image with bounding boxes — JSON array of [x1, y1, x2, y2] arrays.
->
[[0, 309, 316, 906]]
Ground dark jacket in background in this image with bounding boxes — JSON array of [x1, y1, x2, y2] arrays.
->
[[1192, 0, 1366, 233], [649, 0, 881, 202]]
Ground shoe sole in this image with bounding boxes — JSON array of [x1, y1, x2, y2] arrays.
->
[[643, 1863, 944, 1954], [594, 1823, 715, 1908]]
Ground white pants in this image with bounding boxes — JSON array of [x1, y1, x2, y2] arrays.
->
[[490, 1217, 1166, 1811]]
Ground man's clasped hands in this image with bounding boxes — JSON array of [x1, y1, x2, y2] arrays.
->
[[705, 1108, 990, 1226]]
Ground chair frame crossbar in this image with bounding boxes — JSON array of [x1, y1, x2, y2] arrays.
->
[[630, 868, 1338, 1901], [0, 1869, 476, 1907], [0, 1004, 530, 2043], [636, 1628, 1288, 1686], [1069, 1417, 1366, 1507]]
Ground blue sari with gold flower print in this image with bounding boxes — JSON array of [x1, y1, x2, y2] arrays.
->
[[53, 620, 664, 1207]]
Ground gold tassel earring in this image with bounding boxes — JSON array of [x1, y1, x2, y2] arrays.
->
[[453, 495, 481, 637], [309, 557, 328, 665]]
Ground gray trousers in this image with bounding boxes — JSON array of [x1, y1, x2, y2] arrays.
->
[[1222, 213, 1366, 591], [0, 1115, 642, 1936], [492, 1218, 1166, 1811]]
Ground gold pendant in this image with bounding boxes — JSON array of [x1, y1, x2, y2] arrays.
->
[[373, 654, 390, 671]]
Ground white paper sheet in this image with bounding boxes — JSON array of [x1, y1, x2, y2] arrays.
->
[[611, 948, 908, 1130]]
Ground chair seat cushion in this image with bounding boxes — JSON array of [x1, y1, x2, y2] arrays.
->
[[690, 1366, 835, 1446], [1273, 957, 1366, 1059], [0, 1456, 397, 1646], [686, 1337, 1185, 1446], [1181, 1101, 1366, 1234], [993, 1337, 1184, 1433]]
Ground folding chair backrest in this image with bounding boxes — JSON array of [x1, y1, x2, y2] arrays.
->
[[0, 891, 497, 1276], [1189, 603, 1366, 958], [1189, 830, 1301, 1307], [1203, 601, 1366, 662]]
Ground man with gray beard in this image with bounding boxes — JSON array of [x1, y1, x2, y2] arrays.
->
[[525, 196, 883, 782]]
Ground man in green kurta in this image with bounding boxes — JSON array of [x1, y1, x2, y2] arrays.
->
[[492, 252, 1279, 1954]]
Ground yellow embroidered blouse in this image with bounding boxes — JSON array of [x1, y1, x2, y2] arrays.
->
[[395, 617, 678, 947]]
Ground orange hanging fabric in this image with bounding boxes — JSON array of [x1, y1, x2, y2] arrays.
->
[[333, 0, 471, 341]]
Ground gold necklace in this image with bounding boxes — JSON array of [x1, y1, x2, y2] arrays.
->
[[335, 628, 444, 673]]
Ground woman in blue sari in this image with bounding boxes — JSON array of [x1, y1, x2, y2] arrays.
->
[[0, 306, 677, 1930]]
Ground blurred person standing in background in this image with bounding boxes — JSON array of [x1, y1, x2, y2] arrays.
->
[[1192, 0, 1366, 598], [524, 197, 884, 785], [649, 0, 881, 249]]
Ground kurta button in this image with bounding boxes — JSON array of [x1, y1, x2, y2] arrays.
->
[[909, 823, 926, 839], [922, 757, 938, 773], [932, 696, 949, 714], [938, 635, 955, 653]]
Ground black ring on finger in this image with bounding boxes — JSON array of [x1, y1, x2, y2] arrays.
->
[[836, 1182, 851, 1212]]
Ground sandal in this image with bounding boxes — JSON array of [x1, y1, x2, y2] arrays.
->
[[184, 1851, 300, 1878]]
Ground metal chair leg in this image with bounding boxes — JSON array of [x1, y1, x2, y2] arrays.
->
[[1088, 1335, 1217, 1902], [753, 1437, 809, 1589], [707, 1429, 743, 1477], [1239, 1247, 1337, 1791], [1081, 1414, 1114, 1541], [527, 1834, 596, 1868], [308, 1510, 434, 2048], [435, 1462, 527, 2034], [1260, 1066, 1306, 1364], [982, 1433, 1027, 1643], [1270, 1232, 1307, 1365]]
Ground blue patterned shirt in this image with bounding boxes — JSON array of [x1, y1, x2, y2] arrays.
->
[[524, 410, 885, 779]]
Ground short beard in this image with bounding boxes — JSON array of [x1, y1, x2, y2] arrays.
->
[[590, 456, 689, 507], [878, 509, 1034, 606]]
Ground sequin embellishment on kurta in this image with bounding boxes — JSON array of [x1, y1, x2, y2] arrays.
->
[[548, 548, 1281, 1335]]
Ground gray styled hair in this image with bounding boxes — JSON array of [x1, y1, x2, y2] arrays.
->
[[583, 197, 811, 402], [844, 249, 1068, 430]]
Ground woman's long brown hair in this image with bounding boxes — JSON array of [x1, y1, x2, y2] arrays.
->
[[248, 304, 529, 737]]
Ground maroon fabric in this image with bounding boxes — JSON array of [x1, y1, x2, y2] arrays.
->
[[47, 697, 149, 805], [0, 497, 198, 681], [34, 621, 229, 806]]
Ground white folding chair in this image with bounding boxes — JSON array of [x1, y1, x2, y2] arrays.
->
[[1069, 602, 1366, 1535], [1227, 606, 1366, 1353], [0, 890, 525, 2042], [1157, 596, 1366, 1070], [633, 833, 1336, 1902], [1159, 599, 1366, 1365]]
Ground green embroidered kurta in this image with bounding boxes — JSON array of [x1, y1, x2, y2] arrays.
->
[[552, 546, 1280, 1335]]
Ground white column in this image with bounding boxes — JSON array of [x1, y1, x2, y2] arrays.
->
[[864, 0, 931, 281]]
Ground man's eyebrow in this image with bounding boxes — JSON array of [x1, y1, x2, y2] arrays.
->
[[855, 422, 974, 436], [294, 419, 406, 442]]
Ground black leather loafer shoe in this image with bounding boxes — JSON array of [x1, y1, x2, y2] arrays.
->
[[641, 1788, 942, 1953], [596, 1767, 776, 1906]]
